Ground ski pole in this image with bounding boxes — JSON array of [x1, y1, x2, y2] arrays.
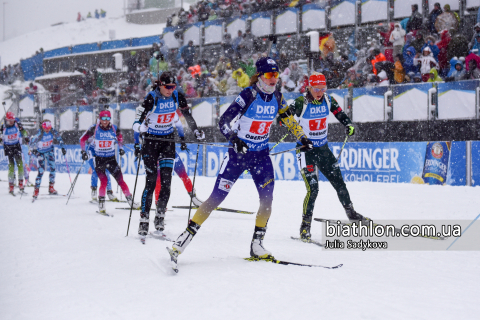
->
[[64, 154, 73, 186], [336, 135, 349, 162], [270, 146, 304, 156], [187, 144, 200, 223], [126, 155, 142, 237], [66, 160, 85, 205], [269, 133, 289, 152]]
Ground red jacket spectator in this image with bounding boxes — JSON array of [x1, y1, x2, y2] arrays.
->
[[436, 30, 451, 71], [379, 23, 395, 62]]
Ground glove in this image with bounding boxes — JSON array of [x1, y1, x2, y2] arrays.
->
[[81, 150, 89, 161], [62, 147, 67, 155], [0, 137, 2, 144], [119, 149, 125, 156], [194, 129, 205, 141], [300, 136, 314, 151], [346, 124, 355, 136], [230, 135, 249, 154], [32, 150, 39, 157], [24, 137, 30, 144], [134, 143, 141, 158]]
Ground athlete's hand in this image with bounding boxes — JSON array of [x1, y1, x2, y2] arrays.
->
[[230, 135, 249, 154], [37, 153, 45, 161], [134, 143, 141, 158], [0, 137, 2, 144], [300, 136, 314, 151], [119, 149, 125, 156], [346, 124, 355, 136], [194, 129, 205, 141], [81, 150, 89, 161], [24, 137, 30, 144], [61, 148, 67, 155]]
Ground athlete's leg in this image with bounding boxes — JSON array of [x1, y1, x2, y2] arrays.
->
[[46, 151, 56, 186], [7, 153, 16, 184], [95, 158, 109, 198], [105, 158, 131, 197], [297, 149, 319, 229], [191, 150, 244, 226], [154, 166, 161, 204], [89, 158, 98, 188], [14, 150, 24, 187], [140, 148, 159, 213], [250, 152, 275, 228], [35, 152, 47, 188], [105, 169, 112, 191], [156, 159, 174, 210], [317, 144, 351, 207], [174, 152, 193, 193]]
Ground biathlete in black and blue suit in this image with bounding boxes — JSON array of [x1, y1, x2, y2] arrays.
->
[[133, 72, 204, 240], [170, 57, 313, 262]]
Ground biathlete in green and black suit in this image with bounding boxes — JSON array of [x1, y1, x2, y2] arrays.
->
[[281, 72, 366, 240]]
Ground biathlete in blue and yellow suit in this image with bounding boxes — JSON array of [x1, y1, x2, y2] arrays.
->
[[30, 119, 66, 199], [282, 72, 365, 241], [170, 57, 313, 261]]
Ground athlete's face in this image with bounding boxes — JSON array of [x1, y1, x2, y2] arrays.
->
[[100, 119, 110, 128], [160, 85, 176, 97], [260, 74, 278, 87], [309, 85, 327, 100], [6, 119, 15, 126]]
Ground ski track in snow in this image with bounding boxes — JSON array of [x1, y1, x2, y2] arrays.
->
[[1, 171, 479, 319]]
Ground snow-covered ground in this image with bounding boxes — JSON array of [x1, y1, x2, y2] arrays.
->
[[0, 16, 166, 67], [1, 171, 479, 319]]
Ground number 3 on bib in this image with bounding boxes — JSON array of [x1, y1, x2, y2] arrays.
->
[[309, 118, 326, 131], [249, 121, 272, 135]]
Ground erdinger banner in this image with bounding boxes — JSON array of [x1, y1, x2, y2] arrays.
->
[[421, 142, 451, 185]]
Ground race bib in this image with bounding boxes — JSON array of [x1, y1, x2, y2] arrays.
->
[[249, 121, 272, 135], [308, 118, 327, 131], [98, 140, 113, 148], [156, 112, 175, 124]]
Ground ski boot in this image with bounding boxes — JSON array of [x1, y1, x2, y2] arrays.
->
[[344, 204, 369, 223], [250, 226, 274, 259], [98, 196, 106, 214], [153, 208, 166, 236], [126, 195, 140, 210], [188, 189, 204, 207], [8, 182, 14, 195], [32, 187, 39, 199], [300, 220, 312, 241], [48, 183, 58, 195], [138, 211, 150, 244], [91, 187, 97, 200], [172, 220, 201, 254], [18, 180, 25, 193], [107, 190, 118, 202]]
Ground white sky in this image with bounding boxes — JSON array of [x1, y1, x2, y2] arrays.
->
[[0, 0, 125, 41]]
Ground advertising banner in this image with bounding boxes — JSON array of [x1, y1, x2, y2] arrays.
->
[[0, 142, 476, 187]]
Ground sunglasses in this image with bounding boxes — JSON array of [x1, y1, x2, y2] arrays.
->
[[311, 87, 327, 93], [263, 72, 279, 79], [164, 85, 176, 90], [100, 116, 111, 121]]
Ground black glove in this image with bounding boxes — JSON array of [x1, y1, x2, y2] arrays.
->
[[180, 142, 189, 151], [134, 143, 141, 158], [346, 124, 355, 136], [300, 136, 314, 151], [24, 137, 30, 144], [0, 137, 2, 144], [32, 149, 39, 157], [230, 135, 249, 154], [62, 147, 67, 155], [119, 149, 125, 156], [81, 150, 88, 161]]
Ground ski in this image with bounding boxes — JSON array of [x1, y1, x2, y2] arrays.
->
[[172, 205, 254, 215], [96, 211, 113, 217], [9, 192, 16, 197], [149, 231, 173, 242], [244, 257, 342, 269], [166, 247, 179, 273], [115, 207, 172, 211], [290, 236, 324, 247], [90, 199, 127, 204], [314, 218, 447, 241]]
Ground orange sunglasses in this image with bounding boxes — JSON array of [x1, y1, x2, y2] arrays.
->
[[263, 72, 279, 79]]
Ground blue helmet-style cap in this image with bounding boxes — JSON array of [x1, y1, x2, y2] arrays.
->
[[255, 57, 279, 74]]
